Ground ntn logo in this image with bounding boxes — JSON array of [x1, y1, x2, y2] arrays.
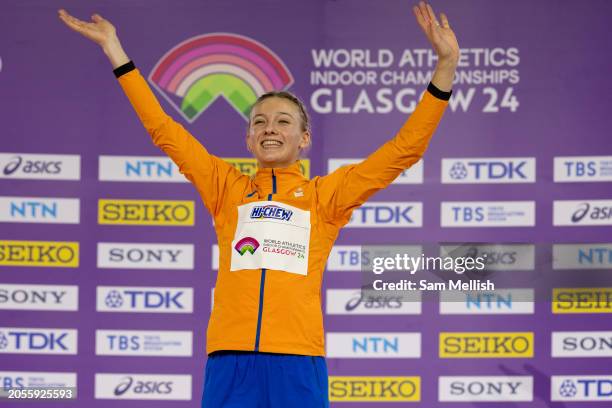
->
[[10, 201, 57, 218], [353, 337, 398, 353], [466, 293, 512, 309], [579, 247, 612, 264], [125, 160, 173, 177]]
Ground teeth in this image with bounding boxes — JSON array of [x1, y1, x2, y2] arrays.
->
[[262, 140, 282, 147]]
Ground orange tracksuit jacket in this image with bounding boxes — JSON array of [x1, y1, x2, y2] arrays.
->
[[117, 67, 448, 356]]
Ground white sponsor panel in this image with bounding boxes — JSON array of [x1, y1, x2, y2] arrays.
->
[[99, 155, 187, 182], [328, 158, 424, 184], [231, 201, 310, 275], [442, 157, 536, 183], [0, 284, 78, 311], [96, 330, 192, 357], [440, 289, 534, 314], [440, 244, 535, 271], [97, 243, 194, 270], [0, 371, 77, 389], [553, 200, 612, 226], [552, 331, 612, 357], [0, 197, 79, 224], [326, 245, 423, 271], [212, 244, 219, 270], [554, 156, 612, 182], [553, 243, 612, 269], [96, 286, 193, 313], [347, 202, 422, 228], [326, 332, 420, 358], [551, 376, 612, 401], [95, 373, 191, 400], [326, 245, 362, 271], [0, 328, 77, 354], [439, 376, 533, 402], [326, 289, 421, 315], [441, 201, 535, 227], [0, 153, 80, 180]]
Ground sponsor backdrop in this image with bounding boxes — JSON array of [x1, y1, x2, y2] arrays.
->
[[1, 0, 611, 406]]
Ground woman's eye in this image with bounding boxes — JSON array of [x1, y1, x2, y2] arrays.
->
[[279, 120, 289, 124], [254, 120, 264, 125]]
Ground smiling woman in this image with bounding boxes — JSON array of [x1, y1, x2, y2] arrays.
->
[[58, 2, 459, 407]]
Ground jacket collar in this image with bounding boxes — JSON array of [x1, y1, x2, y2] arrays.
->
[[252, 161, 308, 195]]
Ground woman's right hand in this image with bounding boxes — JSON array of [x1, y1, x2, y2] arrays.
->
[[58, 9, 129, 68], [58, 9, 117, 48]]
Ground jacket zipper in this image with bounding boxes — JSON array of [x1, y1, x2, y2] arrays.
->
[[254, 169, 276, 351]]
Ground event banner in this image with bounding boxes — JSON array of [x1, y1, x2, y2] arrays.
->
[[1, 0, 611, 406]]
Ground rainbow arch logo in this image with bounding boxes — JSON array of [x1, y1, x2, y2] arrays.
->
[[234, 237, 260, 256], [149, 33, 294, 123]]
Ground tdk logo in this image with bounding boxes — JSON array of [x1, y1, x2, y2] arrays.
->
[[552, 376, 612, 401], [554, 156, 612, 182], [0, 153, 80, 180], [554, 200, 612, 226], [250, 205, 293, 221], [97, 287, 194, 313], [0, 328, 77, 354], [442, 158, 535, 183], [348, 202, 422, 228]]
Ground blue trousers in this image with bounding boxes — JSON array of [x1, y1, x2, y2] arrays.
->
[[202, 351, 329, 408]]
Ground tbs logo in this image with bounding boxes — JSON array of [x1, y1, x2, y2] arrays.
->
[[97, 287, 194, 313], [442, 158, 535, 183]]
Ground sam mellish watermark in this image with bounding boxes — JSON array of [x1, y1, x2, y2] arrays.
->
[[370, 253, 494, 291]]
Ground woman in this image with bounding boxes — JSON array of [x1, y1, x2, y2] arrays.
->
[[59, 2, 459, 406]]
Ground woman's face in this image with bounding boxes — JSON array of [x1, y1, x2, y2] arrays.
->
[[247, 97, 310, 168]]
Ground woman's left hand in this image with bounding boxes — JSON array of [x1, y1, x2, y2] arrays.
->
[[413, 1, 460, 65]]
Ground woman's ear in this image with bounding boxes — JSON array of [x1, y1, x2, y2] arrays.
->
[[299, 131, 312, 150]]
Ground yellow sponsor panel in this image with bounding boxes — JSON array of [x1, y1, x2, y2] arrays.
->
[[98, 199, 194, 226], [0, 240, 79, 267], [225, 158, 310, 178], [552, 288, 612, 313], [329, 376, 420, 402], [440, 332, 534, 358]]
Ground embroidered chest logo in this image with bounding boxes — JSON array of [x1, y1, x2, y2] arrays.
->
[[250, 205, 293, 221]]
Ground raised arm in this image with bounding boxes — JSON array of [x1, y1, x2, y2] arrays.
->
[[317, 2, 459, 225], [58, 10, 245, 217]]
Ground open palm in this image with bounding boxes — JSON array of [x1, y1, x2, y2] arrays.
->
[[413, 2, 459, 62], [58, 9, 116, 47]]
